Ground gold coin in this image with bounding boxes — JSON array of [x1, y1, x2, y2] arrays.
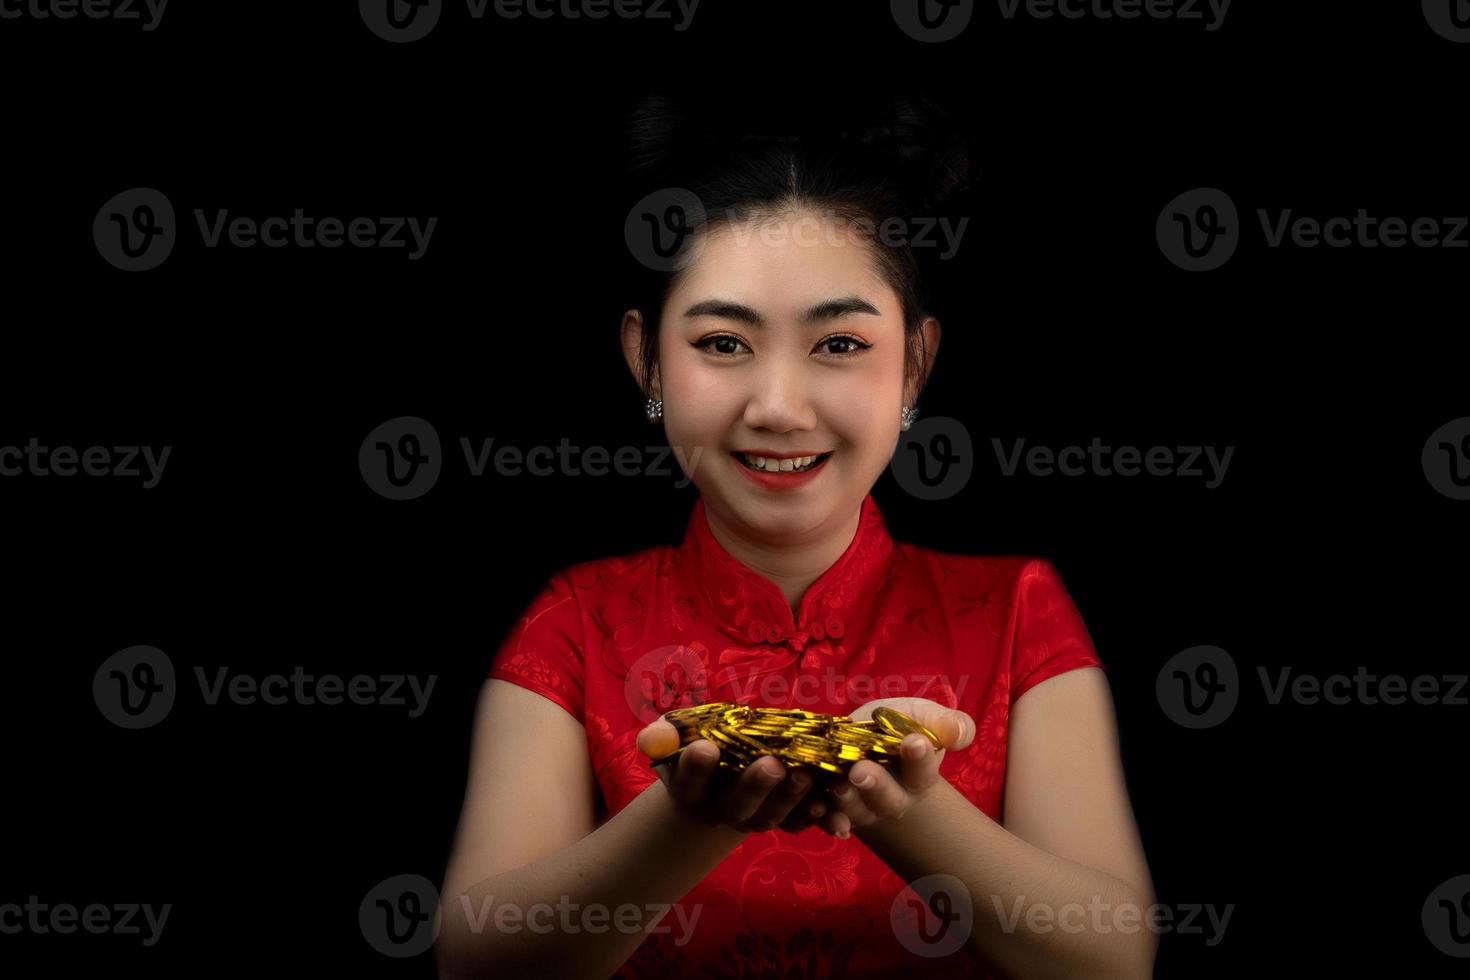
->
[[650, 703, 945, 776], [872, 706, 942, 748], [706, 724, 773, 758]]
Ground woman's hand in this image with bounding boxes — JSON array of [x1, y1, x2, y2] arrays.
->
[[636, 718, 836, 835], [820, 698, 975, 835]]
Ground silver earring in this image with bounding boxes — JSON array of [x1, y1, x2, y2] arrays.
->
[[645, 396, 663, 423], [900, 404, 918, 431]]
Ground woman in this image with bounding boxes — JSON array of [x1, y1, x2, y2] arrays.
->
[[438, 93, 1156, 979]]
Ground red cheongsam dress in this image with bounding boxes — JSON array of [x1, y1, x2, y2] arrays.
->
[[488, 490, 1105, 979]]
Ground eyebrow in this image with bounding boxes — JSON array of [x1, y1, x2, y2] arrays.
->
[[681, 295, 882, 328]]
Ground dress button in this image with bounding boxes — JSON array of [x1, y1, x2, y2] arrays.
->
[[766, 624, 783, 643], [747, 619, 767, 642], [810, 623, 826, 641], [826, 616, 845, 639]]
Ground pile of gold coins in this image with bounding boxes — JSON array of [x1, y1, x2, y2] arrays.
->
[[649, 702, 941, 783]]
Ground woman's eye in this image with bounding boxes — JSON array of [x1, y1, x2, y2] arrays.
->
[[692, 334, 750, 356], [817, 335, 872, 356]]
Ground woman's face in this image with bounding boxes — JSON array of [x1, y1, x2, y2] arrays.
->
[[650, 210, 926, 542]]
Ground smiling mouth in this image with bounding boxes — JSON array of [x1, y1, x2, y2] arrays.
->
[[731, 451, 834, 473]]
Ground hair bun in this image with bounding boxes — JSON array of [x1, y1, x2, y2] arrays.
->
[[625, 92, 979, 215], [830, 95, 981, 213]]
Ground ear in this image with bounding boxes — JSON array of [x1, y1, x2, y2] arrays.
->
[[621, 309, 658, 398], [905, 316, 941, 405]]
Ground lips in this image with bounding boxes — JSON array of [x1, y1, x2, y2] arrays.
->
[[729, 450, 834, 491], [732, 451, 834, 473]]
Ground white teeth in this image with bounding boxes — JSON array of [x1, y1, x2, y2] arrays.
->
[[741, 453, 823, 472]]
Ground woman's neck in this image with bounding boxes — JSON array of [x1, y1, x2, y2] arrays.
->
[[703, 501, 863, 617]]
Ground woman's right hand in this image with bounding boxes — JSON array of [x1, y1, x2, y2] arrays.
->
[[636, 719, 847, 837]]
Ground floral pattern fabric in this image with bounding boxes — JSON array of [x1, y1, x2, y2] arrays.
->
[[488, 491, 1105, 978]]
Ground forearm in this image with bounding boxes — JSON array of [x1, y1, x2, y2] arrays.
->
[[856, 779, 1157, 980], [437, 781, 744, 980]]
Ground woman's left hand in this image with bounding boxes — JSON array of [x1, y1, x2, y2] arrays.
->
[[821, 697, 975, 836]]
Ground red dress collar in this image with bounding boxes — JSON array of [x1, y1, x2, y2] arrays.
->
[[670, 492, 898, 657]]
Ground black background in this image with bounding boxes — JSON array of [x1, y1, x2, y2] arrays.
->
[[2, 1, 1467, 976]]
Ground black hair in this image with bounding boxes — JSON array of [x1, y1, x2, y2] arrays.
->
[[621, 91, 980, 407]]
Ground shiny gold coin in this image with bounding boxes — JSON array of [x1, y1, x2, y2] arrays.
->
[[706, 723, 773, 758], [871, 706, 942, 748], [656, 702, 942, 778]]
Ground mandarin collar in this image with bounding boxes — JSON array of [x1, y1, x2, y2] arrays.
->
[[671, 492, 897, 657]]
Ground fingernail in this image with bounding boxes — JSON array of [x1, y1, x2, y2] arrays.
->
[[851, 773, 873, 788], [809, 803, 826, 817], [836, 829, 850, 840]]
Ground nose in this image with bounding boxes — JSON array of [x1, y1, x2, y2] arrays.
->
[[741, 355, 817, 433]]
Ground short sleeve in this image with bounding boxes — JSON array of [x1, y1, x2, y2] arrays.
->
[[1009, 559, 1105, 706], [486, 571, 586, 723]]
